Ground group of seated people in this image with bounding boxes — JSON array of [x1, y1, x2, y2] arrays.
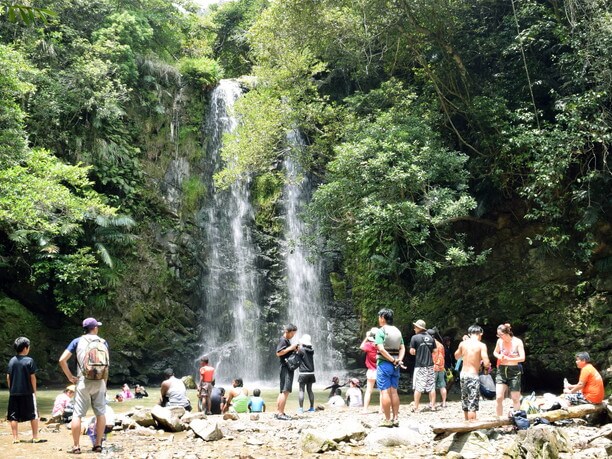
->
[[326, 378, 364, 408], [159, 368, 265, 414]]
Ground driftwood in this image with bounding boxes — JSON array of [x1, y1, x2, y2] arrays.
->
[[432, 403, 607, 435]]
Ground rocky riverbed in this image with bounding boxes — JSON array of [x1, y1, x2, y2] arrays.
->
[[1, 399, 610, 458]]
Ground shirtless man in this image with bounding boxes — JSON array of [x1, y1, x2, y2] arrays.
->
[[454, 325, 490, 421]]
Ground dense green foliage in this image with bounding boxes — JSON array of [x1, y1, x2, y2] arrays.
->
[[216, 0, 610, 374], [0, 0, 609, 384], [0, 0, 222, 318]]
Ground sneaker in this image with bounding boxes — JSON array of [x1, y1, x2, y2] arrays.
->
[[274, 413, 292, 421], [307, 407, 315, 412], [379, 419, 394, 428], [392, 419, 399, 427], [297, 407, 303, 414]]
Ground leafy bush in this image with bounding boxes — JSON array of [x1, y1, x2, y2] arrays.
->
[[179, 57, 224, 88]]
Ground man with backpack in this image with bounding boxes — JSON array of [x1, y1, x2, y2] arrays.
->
[[59, 317, 109, 454], [410, 319, 436, 412], [275, 323, 298, 420]]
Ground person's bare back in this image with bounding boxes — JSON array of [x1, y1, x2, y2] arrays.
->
[[455, 327, 490, 375]]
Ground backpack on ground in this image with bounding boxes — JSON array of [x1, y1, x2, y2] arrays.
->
[[78, 336, 109, 380], [285, 352, 302, 371], [510, 409, 530, 430]]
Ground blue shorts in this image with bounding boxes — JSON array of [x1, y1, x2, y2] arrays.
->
[[376, 361, 400, 390]]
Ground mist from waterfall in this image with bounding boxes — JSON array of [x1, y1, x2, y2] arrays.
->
[[197, 80, 263, 382], [283, 130, 342, 378]]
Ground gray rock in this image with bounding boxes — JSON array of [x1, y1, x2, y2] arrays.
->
[[131, 408, 156, 428], [327, 419, 367, 442], [189, 419, 223, 442], [245, 437, 265, 446], [151, 405, 185, 432], [160, 158, 190, 216], [167, 406, 186, 419], [590, 436, 612, 456], [181, 412, 207, 424], [364, 426, 425, 449], [504, 426, 572, 459], [435, 431, 496, 458], [300, 429, 338, 453]]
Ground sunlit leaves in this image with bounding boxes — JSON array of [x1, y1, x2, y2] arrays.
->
[[311, 80, 478, 278], [0, 148, 115, 235], [1, 3, 56, 24]]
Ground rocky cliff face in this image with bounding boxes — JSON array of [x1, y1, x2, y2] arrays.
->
[[406, 216, 611, 391]]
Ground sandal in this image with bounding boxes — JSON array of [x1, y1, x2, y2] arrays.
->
[[92, 445, 103, 453], [68, 447, 81, 454]]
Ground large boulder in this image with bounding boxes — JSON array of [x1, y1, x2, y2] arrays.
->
[[189, 419, 223, 442], [131, 408, 156, 428], [503, 426, 572, 459], [327, 419, 367, 442], [151, 405, 185, 432]]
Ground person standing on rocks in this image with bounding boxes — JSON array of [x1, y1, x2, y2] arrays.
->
[[59, 317, 109, 454], [493, 323, 525, 418], [198, 356, 215, 414], [375, 308, 405, 427], [6, 336, 46, 444], [360, 327, 379, 413], [296, 334, 316, 414], [275, 323, 298, 420], [454, 324, 490, 420], [430, 330, 448, 408], [409, 319, 436, 412]]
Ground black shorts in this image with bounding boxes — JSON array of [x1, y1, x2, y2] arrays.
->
[[298, 374, 316, 385], [7, 394, 37, 422], [279, 365, 294, 393]]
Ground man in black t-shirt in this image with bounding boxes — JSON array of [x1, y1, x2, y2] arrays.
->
[[409, 319, 436, 411], [275, 323, 298, 420]]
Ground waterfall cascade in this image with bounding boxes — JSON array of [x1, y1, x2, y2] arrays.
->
[[196, 80, 342, 384], [197, 80, 263, 382], [283, 130, 342, 378]]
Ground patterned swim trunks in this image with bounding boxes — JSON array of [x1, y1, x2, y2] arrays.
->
[[413, 366, 435, 393], [460, 373, 480, 412]]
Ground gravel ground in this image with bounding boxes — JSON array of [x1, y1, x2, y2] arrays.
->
[[0, 398, 608, 458]]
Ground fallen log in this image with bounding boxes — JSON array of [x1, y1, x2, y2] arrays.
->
[[432, 403, 606, 435]]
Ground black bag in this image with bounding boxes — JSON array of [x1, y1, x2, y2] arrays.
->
[[285, 352, 301, 371]]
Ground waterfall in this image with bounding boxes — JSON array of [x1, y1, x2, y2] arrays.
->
[[196, 81, 343, 385], [197, 80, 263, 382], [283, 130, 342, 378]]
